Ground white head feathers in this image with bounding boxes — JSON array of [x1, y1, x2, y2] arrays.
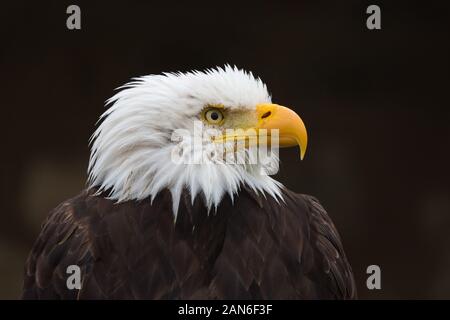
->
[[88, 66, 283, 216]]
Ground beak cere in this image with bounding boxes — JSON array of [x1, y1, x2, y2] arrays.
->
[[256, 103, 308, 160]]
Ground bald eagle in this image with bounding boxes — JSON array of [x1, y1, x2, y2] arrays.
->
[[22, 66, 356, 299]]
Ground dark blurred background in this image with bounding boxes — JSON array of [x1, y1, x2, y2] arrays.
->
[[1, 0, 449, 299]]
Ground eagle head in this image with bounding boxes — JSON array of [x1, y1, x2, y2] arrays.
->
[[88, 66, 307, 216]]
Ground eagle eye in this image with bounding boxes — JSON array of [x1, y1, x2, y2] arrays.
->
[[203, 108, 224, 125]]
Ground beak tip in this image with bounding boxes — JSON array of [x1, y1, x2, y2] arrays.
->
[[298, 140, 307, 161], [299, 141, 307, 160], [300, 150, 306, 160]]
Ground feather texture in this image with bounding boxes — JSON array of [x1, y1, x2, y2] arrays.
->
[[22, 187, 356, 299]]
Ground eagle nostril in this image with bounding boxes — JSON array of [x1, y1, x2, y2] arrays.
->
[[261, 111, 271, 119]]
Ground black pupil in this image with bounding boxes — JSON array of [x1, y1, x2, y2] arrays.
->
[[210, 112, 219, 121]]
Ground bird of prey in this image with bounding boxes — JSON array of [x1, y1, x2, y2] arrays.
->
[[22, 66, 356, 299]]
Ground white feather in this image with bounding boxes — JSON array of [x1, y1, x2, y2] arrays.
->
[[88, 66, 283, 217]]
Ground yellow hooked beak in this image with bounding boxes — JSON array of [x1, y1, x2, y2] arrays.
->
[[212, 103, 308, 160], [255, 103, 308, 160]]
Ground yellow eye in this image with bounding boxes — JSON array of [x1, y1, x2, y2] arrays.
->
[[204, 108, 224, 124]]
